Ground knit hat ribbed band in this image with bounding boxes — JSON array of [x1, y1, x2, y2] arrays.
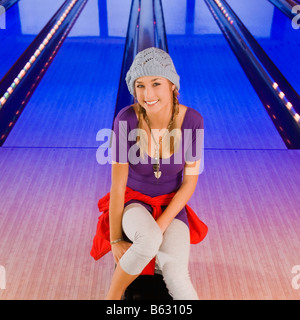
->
[[125, 47, 180, 96]]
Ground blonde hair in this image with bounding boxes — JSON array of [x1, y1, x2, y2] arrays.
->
[[134, 88, 181, 159]]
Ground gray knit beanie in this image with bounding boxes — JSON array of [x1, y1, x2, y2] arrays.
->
[[125, 47, 180, 95]]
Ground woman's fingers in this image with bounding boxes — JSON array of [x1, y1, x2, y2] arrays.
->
[[112, 241, 132, 264]]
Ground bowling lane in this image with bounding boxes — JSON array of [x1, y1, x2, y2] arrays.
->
[[226, 0, 300, 95], [0, 1, 300, 301], [0, 0, 65, 80], [3, 0, 132, 147], [162, 0, 287, 150]]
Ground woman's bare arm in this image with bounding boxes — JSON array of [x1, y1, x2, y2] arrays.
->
[[109, 162, 131, 263]]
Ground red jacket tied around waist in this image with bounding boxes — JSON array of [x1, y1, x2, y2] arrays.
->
[[90, 186, 208, 275]]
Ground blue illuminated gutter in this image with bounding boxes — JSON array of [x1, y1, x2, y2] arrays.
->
[[0, 0, 19, 10], [0, 0, 88, 146], [268, 0, 299, 20], [113, 0, 168, 119], [205, 0, 300, 149]]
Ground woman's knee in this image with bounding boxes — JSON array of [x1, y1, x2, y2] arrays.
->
[[122, 203, 162, 258], [134, 223, 162, 258]]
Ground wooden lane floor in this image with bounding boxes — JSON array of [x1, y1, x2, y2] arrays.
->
[[0, 147, 299, 299]]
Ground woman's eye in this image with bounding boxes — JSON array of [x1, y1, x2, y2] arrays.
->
[[136, 83, 160, 88]]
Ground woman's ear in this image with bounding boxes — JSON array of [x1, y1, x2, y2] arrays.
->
[[172, 84, 176, 91]]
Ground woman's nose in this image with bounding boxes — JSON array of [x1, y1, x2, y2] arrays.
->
[[144, 86, 155, 100]]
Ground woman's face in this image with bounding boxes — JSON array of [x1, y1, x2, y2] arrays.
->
[[134, 76, 175, 116]]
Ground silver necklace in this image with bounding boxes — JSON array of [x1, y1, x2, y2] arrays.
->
[[145, 115, 174, 179]]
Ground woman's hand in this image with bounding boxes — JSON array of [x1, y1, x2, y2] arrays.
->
[[111, 241, 132, 264]]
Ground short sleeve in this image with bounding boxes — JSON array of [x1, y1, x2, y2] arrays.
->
[[184, 111, 204, 163], [111, 109, 131, 164]]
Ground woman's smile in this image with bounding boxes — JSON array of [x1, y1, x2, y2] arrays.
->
[[145, 99, 159, 106]]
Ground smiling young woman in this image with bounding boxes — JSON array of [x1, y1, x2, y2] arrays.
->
[[90, 47, 207, 300], [133, 75, 183, 163]]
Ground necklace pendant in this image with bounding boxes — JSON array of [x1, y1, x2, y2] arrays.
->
[[152, 163, 161, 179], [154, 171, 162, 179]]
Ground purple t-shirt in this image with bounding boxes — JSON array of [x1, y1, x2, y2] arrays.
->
[[112, 105, 204, 226]]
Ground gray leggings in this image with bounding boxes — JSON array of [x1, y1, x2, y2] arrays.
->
[[119, 203, 199, 300]]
